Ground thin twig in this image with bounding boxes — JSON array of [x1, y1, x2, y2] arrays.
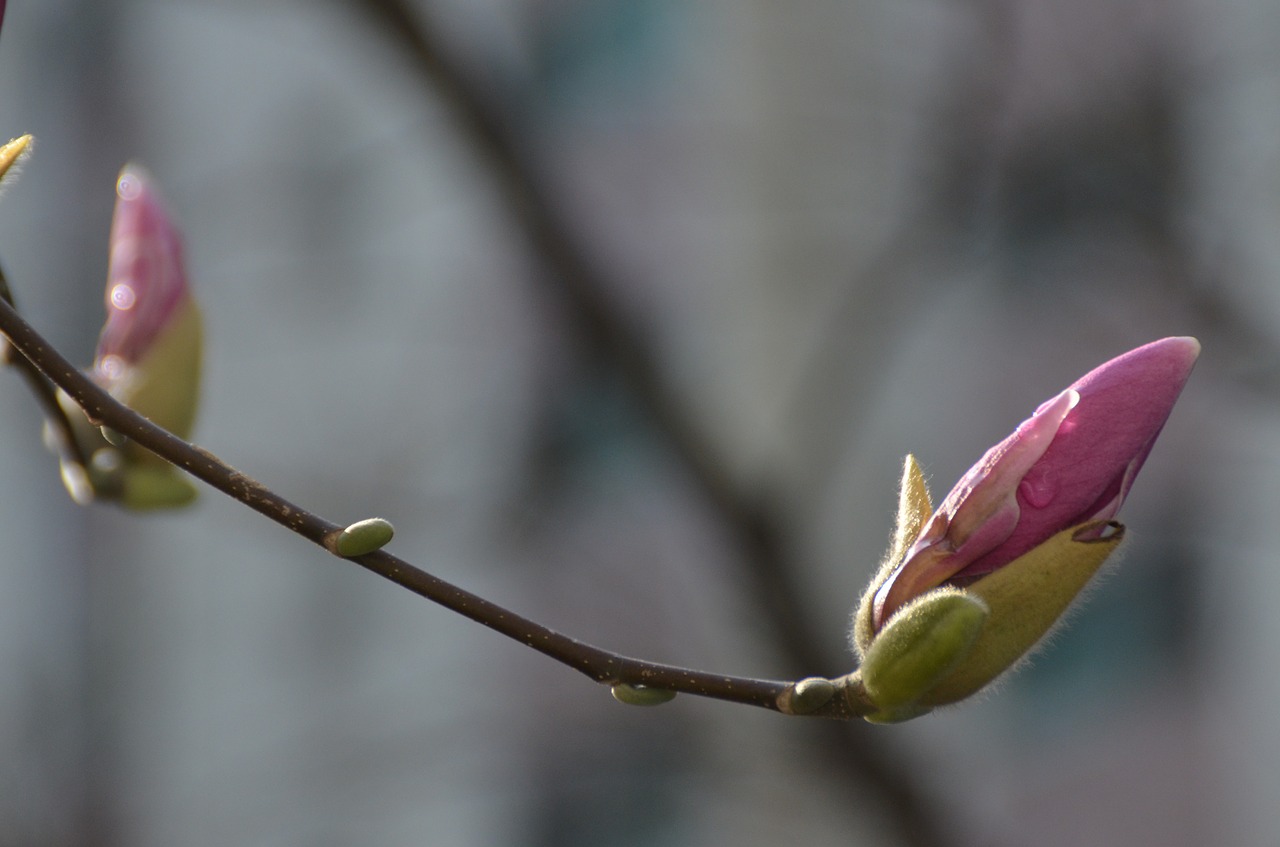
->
[[0, 265, 89, 470], [0, 293, 873, 719]]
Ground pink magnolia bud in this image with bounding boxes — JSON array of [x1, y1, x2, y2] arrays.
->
[[848, 338, 1199, 717], [94, 165, 201, 441], [97, 167, 191, 374], [60, 165, 205, 509], [869, 337, 1200, 633]]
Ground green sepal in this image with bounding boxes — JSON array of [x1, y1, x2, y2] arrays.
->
[[0, 135, 32, 184], [853, 455, 933, 656], [917, 520, 1125, 706], [115, 298, 202, 443], [864, 703, 934, 725], [860, 588, 988, 712]]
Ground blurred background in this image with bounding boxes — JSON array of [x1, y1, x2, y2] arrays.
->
[[0, 0, 1263, 844]]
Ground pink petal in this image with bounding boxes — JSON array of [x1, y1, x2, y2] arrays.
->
[[95, 166, 191, 381], [871, 336, 1199, 631]]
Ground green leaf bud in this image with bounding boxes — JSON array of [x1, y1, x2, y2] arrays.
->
[[334, 517, 396, 557], [610, 683, 677, 706]]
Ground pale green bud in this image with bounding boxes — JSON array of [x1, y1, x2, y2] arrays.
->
[[787, 677, 837, 714], [333, 517, 396, 557], [859, 588, 988, 713], [610, 683, 677, 706]]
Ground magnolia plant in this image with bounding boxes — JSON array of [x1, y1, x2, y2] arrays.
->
[[0, 8, 1209, 844], [0, 130, 1201, 721], [847, 337, 1200, 722], [51, 165, 203, 509], [0, 7, 1200, 723]]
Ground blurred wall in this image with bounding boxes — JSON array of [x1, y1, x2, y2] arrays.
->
[[0, 1, 1267, 845]]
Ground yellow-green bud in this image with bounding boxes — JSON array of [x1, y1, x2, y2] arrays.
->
[[334, 518, 396, 557], [859, 588, 988, 713], [610, 683, 677, 706]]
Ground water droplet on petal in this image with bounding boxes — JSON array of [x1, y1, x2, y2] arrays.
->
[[1019, 468, 1057, 508], [110, 283, 136, 310], [117, 171, 142, 200], [96, 354, 127, 382], [1032, 389, 1080, 419]]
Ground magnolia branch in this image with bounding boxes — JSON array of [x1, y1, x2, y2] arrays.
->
[[0, 292, 875, 719]]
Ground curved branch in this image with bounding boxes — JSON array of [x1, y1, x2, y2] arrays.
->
[[0, 294, 874, 719]]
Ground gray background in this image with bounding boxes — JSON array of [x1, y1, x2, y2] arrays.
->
[[0, 1, 1262, 844]]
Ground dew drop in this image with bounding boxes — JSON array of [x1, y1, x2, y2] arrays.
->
[[96, 354, 126, 381], [110, 283, 136, 310], [1019, 468, 1057, 509], [117, 171, 142, 200], [1033, 389, 1079, 418]]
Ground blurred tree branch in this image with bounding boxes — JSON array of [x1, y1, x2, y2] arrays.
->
[[343, 1, 951, 845], [787, 0, 1023, 504]]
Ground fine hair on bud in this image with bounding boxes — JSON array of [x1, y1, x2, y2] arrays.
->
[[989, 525, 1130, 689]]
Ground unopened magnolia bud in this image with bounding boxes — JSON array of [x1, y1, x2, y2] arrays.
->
[[610, 683, 677, 706], [46, 165, 206, 511], [859, 589, 988, 713], [334, 517, 395, 557], [851, 338, 1198, 719]]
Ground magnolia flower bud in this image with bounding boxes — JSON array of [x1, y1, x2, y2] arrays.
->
[[851, 337, 1199, 719], [95, 165, 202, 437], [53, 165, 203, 508]]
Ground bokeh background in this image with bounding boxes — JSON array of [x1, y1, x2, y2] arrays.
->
[[0, 1, 1265, 844]]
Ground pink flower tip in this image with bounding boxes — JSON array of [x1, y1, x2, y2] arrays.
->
[[872, 336, 1199, 631], [94, 164, 193, 382]]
